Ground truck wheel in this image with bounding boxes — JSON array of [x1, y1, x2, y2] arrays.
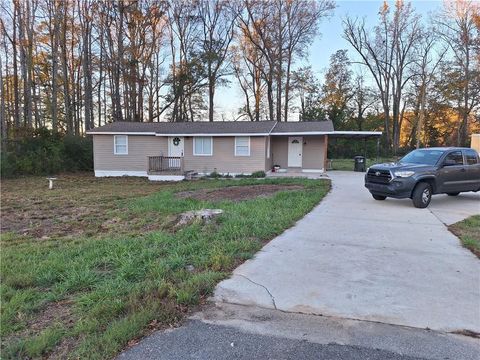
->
[[372, 194, 387, 201], [447, 192, 460, 196], [412, 182, 432, 208]]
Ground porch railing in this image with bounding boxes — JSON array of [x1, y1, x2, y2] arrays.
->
[[148, 156, 184, 174]]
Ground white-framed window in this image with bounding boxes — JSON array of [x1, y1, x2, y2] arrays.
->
[[193, 136, 213, 156], [114, 135, 128, 155], [235, 136, 250, 156]]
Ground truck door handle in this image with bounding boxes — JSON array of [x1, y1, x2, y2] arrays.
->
[[460, 168, 466, 172]]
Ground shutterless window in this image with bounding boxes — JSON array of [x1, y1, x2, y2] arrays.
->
[[194, 137, 212, 156], [465, 150, 479, 165], [445, 151, 464, 165], [114, 135, 128, 155], [235, 137, 250, 156]]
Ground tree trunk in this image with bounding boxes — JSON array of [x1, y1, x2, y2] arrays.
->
[[283, 55, 292, 121], [12, 1, 21, 129]]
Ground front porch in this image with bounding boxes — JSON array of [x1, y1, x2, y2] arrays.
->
[[266, 168, 328, 179], [147, 156, 186, 181]]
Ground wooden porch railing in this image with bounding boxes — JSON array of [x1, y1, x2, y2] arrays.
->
[[148, 156, 184, 174]]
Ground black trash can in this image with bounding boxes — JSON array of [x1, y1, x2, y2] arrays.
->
[[354, 156, 366, 172]]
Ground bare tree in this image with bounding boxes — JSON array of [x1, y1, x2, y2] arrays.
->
[[198, 0, 238, 122], [344, 1, 422, 152], [435, 0, 480, 146]]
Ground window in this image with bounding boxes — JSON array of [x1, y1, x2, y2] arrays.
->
[[114, 135, 128, 155], [193, 137, 213, 156], [444, 151, 464, 165], [465, 149, 479, 165], [235, 137, 250, 156]]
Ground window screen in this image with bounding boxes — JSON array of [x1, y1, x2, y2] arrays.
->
[[235, 137, 250, 156], [114, 135, 128, 155]]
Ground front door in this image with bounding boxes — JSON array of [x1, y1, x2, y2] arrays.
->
[[288, 137, 303, 167], [168, 137, 184, 169]]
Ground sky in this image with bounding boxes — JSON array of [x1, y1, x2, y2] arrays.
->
[[215, 0, 444, 121]]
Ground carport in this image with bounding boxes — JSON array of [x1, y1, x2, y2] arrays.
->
[[327, 131, 383, 170]]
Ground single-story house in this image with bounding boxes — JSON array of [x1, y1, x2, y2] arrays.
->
[[86, 120, 381, 180]]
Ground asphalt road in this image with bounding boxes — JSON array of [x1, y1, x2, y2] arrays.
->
[[118, 320, 426, 360]]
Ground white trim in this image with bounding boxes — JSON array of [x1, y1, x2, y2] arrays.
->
[[193, 136, 213, 156], [331, 131, 382, 136], [156, 133, 270, 137], [270, 131, 382, 136], [197, 172, 252, 176], [88, 132, 156, 135], [114, 135, 128, 155], [271, 131, 330, 136], [148, 175, 185, 181], [302, 169, 325, 173], [95, 170, 147, 177], [235, 136, 251, 156], [266, 136, 271, 159], [89, 130, 381, 137]]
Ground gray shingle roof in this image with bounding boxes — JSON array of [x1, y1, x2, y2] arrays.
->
[[271, 121, 334, 133], [87, 120, 334, 135]]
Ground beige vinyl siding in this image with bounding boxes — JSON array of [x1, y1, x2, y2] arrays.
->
[[93, 135, 167, 171], [271, 136, 289, 168], [183, 136, 266, 174], [302, 136, 326, 169], [271, 135, 326, 170]]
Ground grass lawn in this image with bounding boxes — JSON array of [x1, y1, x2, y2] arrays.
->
[[329, 158, 397, 171], [449, 215, 480, 258], [1, 174, 330, 359]]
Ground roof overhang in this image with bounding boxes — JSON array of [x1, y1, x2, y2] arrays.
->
[[155, 133, 270, 137], [329, 131, 382, 138], [270, 131, 330, 136], [86, 130, 382, 138], [86, 131, 156, 135]]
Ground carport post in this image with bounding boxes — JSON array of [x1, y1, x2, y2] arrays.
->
[[363, 138, 367, 160]]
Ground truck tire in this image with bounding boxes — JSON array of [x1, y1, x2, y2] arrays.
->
[[412, 182, 432, 208], [447, 192, 460, 196], [372, 194, 387, 201]]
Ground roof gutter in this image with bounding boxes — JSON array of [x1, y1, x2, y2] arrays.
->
[[86, 131, 157, 135]]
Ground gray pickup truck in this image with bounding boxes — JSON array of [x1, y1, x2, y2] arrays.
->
[[364, 147, 480, 208]]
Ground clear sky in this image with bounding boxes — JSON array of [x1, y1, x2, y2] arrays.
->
[[215, 0, 444, 121]]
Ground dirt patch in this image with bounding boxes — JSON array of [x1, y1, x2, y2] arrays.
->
[[176, 184, 304, 202], [28, 299, 74, 332], [1, 173, 169, 238], [48, 336, 80, 360]]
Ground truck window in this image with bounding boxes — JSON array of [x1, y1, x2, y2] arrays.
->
[[444, 151, 464, 165], [464, 150, 479, 165]]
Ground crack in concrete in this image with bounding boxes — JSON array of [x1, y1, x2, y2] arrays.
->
[[428, 207, 448, 227], [236, 274, 277, 310]]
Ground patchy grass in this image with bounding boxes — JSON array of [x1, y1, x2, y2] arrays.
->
[[329, 158, 396, 171], [1, 174, 330, 359], [449, 215, 480, 258]]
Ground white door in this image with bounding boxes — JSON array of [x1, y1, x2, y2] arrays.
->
[[168, 137, 184, 168], [288, 137, 303, 167]]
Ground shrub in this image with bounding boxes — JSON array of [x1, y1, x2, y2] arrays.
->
[[207, 171, 222, 179], [251, 170, 266, 178], [1, 128, 93, 178]]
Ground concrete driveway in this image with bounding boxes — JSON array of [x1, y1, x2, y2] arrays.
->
[[215, 171, 480, 333]]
